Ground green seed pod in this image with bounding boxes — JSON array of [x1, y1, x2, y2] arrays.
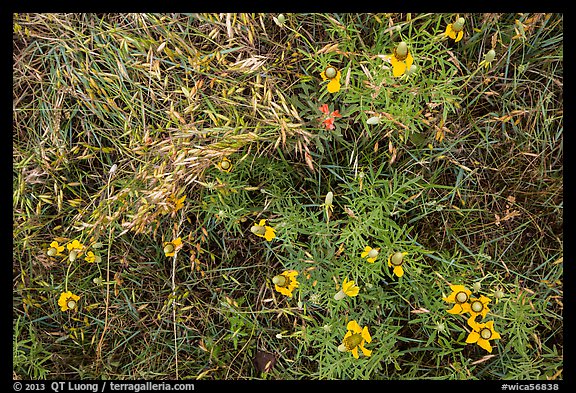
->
[[471, 300, 483, 313], [334, 290, 346, 301], [277, 14, 285, 24], [325, 191, 333, 206], [494, 289, 504, 299], [391, 251, 404, 266], [366, 116, 381, 125], [220, 160, 230, 170], [272, 275, 287, 287], [472, 282, 482, 292], [453, 17, 465, 31], [47, 247, 57, 257], [396, 41, 408, 57], [368, 248, 379, 259], [485, 49, 496, 63], [480, 328, 492, 340], [344, 333, 363, 350], [164, 244, 174, 254], [69, 250, 78, 262], [406, 64, 418, 75], [324, 66, 337, 79], [67, 300, 77, 310], [455, 291, 468, 303], [251, 225, 266, 235]]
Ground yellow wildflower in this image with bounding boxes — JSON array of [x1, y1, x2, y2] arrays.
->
[[387, 251, 408, 278], [338, 320, 372, 359], [217, 157, 233, 173], [467, 295, 492, 329], [466, 320, 501, 353], [66, 239, 85, 262], [58, 291, 80, 312], [443, 284, 472, 315], [251, 219, 276, 242], [361, 246, 380, 263], [334, 277, 360, 300], [390, 41, 414, 77], [272, 270, 299, 298], [163, 237, 183, 257], [320, 66, 341, 93], [47, 241, 65, 257], [445, 17, 465, 42]]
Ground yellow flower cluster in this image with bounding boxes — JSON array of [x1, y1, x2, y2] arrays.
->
[[443, 284, 501, 353], [47, 238, 102, 264], [49, 238, 104, 313]]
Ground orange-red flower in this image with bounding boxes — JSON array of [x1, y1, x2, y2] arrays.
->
[[319, 104, 342, 130]]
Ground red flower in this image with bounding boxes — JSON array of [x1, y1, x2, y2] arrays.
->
[[319, 105, 342, 130]]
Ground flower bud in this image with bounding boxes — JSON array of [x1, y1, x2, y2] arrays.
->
[[453, 17, 465, 31], [366, 116, 381, 125], [334, 290, 346, 301], [485, 49, 496, 63], [391, 251, 404, 266], [272, 275, 287, 287], [368, 248, 379, 259], [220, 159, 230, 170], [277, 14, 285, 24], [251, 225, 266, 235], [325, 191, 333, 206], [396, 41, 408, 57], [472, 282, 482, 292], [325, 67, 337, 79], [406, 64, 418, 75]]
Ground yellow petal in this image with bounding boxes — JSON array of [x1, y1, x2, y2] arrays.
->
[[359, 344, 372, 357], [394, 265, 404, 277], [361, 326, 372, 343], [477, 338, 493, 353], [405, 52, 414, 70], [361, 246, 371, 258], [264, 227, 276, 241], [445, 24, 456, 39], [347, 320, 362, 333], [258, 219, 267, 226], [345, 284, 359, 297], [327, 78, 341, 93], [351, 347, 359, 359], [449, 285, 471, 296], [455, 31, 464, 42], [466, 331, 480, 344], [446, 304, 463, 314], [275, 285, 293, 297], [392, 61, 406, 77]]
